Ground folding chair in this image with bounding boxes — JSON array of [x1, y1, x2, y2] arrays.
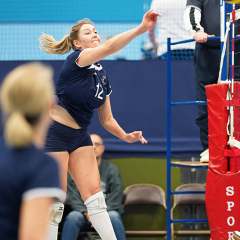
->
[[171, 183, 210, 238], [123, 184, 167, 238]]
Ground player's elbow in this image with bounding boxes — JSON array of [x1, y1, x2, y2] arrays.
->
[[100, 117, 110, 128], [99, 115, 113, 129]]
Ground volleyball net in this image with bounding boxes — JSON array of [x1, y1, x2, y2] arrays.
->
[[218, 6, 240, 154]]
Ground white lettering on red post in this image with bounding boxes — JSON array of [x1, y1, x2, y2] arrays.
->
[[226, 186, 235, 239], [228, 232, 235, 240], [226, 186, 234, 196], [227, 202, 235, 211], [227, 217, 235, 226]]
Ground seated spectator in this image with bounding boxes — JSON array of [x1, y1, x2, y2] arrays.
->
[[61, 134, 125, 240]]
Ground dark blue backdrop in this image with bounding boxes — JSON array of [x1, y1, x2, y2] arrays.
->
[[0, 60, 201, 158]]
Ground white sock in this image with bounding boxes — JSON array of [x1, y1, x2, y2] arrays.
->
[[89, 211, 117, 240], [46, 223, 58, 240], [46, 202, 64, 240], [85, 192, 117, 240]]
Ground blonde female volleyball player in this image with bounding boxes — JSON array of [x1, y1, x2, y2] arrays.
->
[[39, 10, 161, 240], [0, 63, 65, 240]]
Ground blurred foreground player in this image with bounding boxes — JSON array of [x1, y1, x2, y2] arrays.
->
[[0, 63, 65, 240]]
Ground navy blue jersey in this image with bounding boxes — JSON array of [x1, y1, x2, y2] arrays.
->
[[56, 49, 112, 129], [0, 138, 65, 240]]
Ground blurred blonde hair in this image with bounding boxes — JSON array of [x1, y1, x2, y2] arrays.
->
[[39, 18, 94, 54], [0, 62, 55, 148]]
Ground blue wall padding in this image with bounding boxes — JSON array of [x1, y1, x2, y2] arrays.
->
[[0, 60, 201, 158]]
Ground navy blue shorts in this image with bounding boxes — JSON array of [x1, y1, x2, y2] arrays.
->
[[44, 121, 92, 153]]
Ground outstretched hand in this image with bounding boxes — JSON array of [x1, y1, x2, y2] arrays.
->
[[140, 10, 162, 32], [124, 131, 148, 144]]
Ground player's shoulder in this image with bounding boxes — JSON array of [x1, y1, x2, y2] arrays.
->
[[22, 144, 58, 171], [0, 135, 6, 151], [68, 49, 83, 57], [35, 146, 58, 169], [65, 49, 93, 71], [65, 49, 82, 64], [24, 146, 60, 190], [0, 142, 58, 180], [0, 137, 8, 164]]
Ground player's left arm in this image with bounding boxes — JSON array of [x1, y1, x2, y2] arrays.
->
[[98, 96, 147, 144]]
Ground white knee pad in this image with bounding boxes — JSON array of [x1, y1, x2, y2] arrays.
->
[[84, 191, 107, 216], [48, 202, 64, 225]]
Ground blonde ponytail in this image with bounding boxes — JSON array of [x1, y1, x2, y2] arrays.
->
[[39, 18, 95, 54], [0, 62, 54, 149], [4, 111, 33, 148], [39, 34, 72, 54]]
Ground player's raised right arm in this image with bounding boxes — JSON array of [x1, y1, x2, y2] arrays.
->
[[78, 10, 161, 66]]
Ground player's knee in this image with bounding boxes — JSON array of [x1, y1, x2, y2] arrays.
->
[[48, 202, 64, 225], [84, 191, 107, 216]]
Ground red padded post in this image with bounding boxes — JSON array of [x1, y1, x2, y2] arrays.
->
[[206, 83, 228, 174], [206, 170, 240, 240], [205, 83, 240, 240]]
